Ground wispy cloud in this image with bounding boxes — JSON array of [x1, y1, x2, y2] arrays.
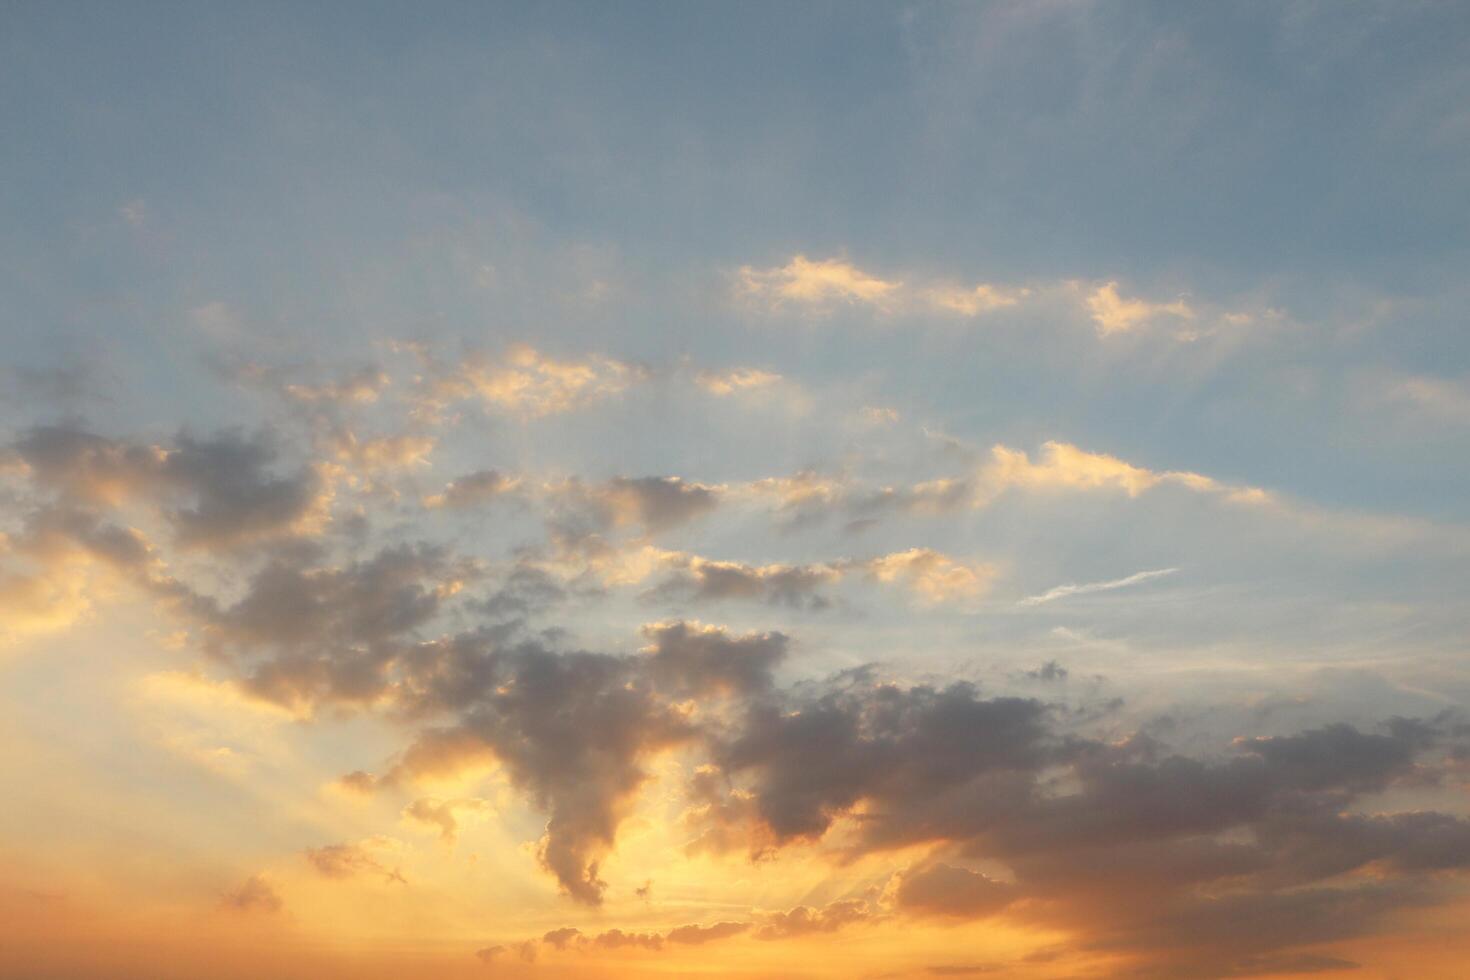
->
[[1018, 566, 1180, 606], [737, 254, 1025, 318]]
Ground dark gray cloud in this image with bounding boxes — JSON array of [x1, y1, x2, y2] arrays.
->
[[639, 620, 788, 698], [16, 417, 1460, 970], [601, 476, 721, 533], [478, 564, 569, 620], [714, 682, 1052, 841], [674, 672, 1464, 975], [160, 431, 325, 547], [392, 640, 698, 904], [14, 425, 326, 548], [193, 544, 466, 711]]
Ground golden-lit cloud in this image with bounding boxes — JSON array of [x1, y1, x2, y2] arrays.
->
[[1085, 280, 1194, 336], [737, 254, 1027, 319], [410, 344, 648, 419], [694, 366, 783, 396], [738, 255, 902, 311]]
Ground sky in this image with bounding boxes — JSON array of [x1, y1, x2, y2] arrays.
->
[[2, 2, 1469, 978]]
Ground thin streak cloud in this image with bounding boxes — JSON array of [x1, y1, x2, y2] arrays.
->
[[1018, 567, 1180, 606]]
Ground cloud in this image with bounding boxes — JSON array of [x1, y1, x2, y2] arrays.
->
[[754, 899, 878, 939], [14, 425, 332, 548], [190, 544, 470, 712], [1384, 373, 1470, 423], [329, 432, 435, 474], [738, 255, 902, 312], [423, 469, 519, 509], [304, 839, 407, 884], [858, 548, 995, 604], [1085, 281, 1194, 336], [1025, 660, 1069, 682], [665, 921, 752, 945], [542, 477, 724, 563], [0, 506, 172, 644], [1019, 567, 1180, 606], [639, 620, 789, 697], [894, 864, 1016, 919], [391, 640, 698, 904], [541, 927, 583, 950], [738, 441, 1267, 536], [695, 367, 783, 396], [411, 344, 646, 419], [220, 874, 283, 914], [282, 367, 390, 405], [637, 548, 992, 607], [737, 255, 1027, 319], [8, 409, 1459, 973], [644, 555, 841, 609], [711, 681, 1051, 843], [921, 283, 1028, 316], [591, 928, 665, 951], [402, 797, 492, 842], [982, 441, 1265, 504]]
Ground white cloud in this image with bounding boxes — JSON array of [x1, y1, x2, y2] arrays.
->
[[1019, 567, 1180, 606], [1085, 281, 1194, 336]]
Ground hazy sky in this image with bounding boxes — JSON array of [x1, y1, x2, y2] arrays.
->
[[3, 3, 1469, 978]]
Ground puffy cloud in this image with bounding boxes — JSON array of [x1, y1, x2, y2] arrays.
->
[[663, 662, 1464, 973], [1085, 281, 1194, 336], [152, 430, 330, 547], [665, 921, 751, 945], [14, 426, 167, 506], [14, 425, 331, 548], [591, 928, 664, 951], [713, 682, 1052, 843], [754, 899, 877, 939], [638, 620, 788, 697], [391, 640, 697, 903], [192, 544, 469, 711], [541, 927, 583, 950]]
